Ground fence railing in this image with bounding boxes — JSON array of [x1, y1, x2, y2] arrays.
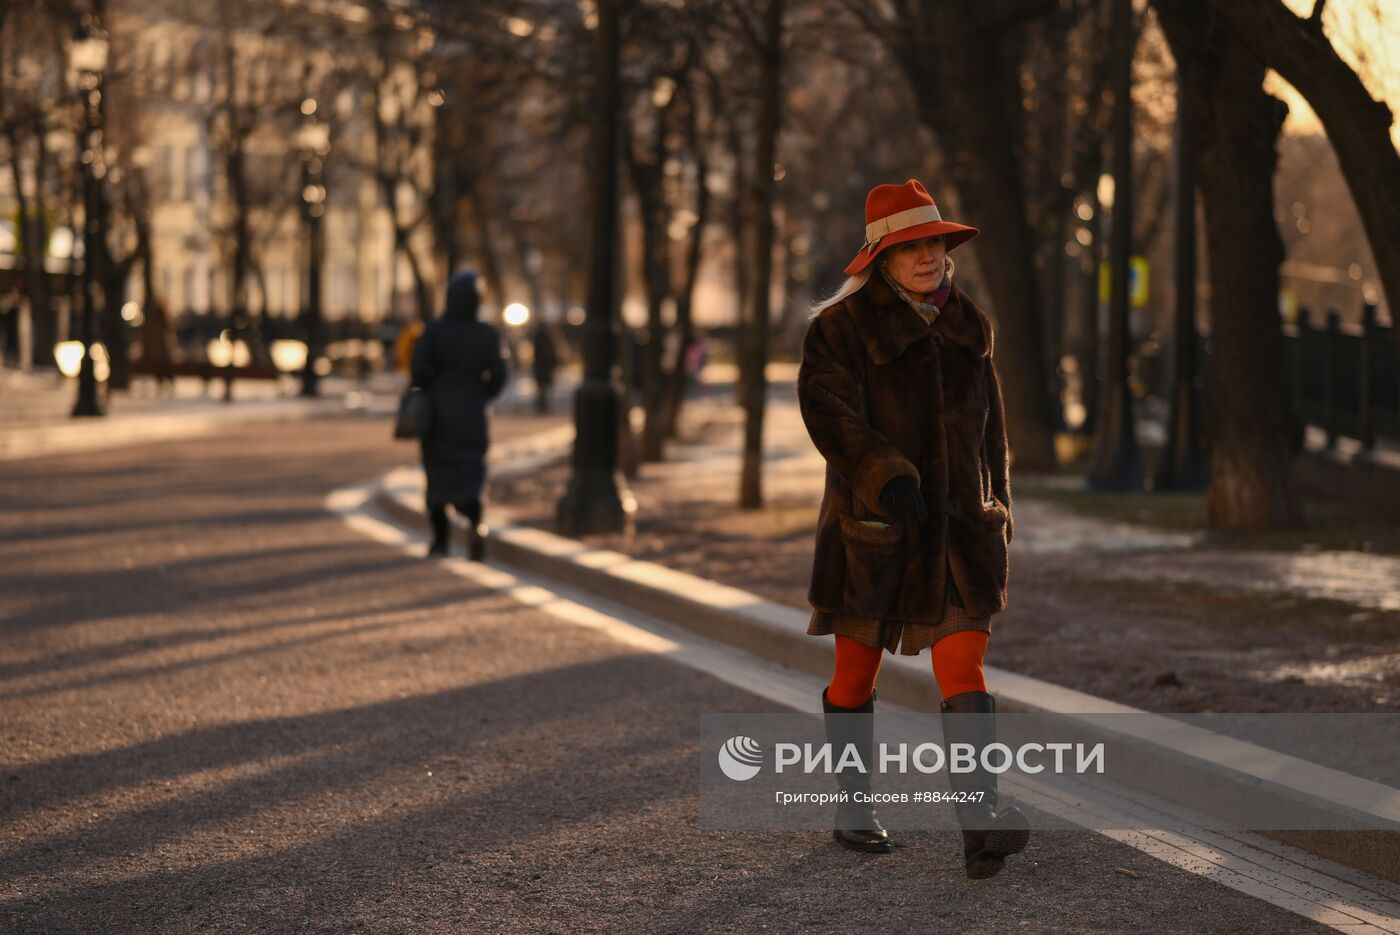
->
[[1285, 303, 1398, 451], [172, 311, 383, 349]]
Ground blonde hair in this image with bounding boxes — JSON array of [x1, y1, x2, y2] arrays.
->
[[808, 237, 954, 319], [806, 247, 957, 321], [808, 266, 874, 319]]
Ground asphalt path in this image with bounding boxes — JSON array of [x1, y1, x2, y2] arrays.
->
[[0, 414, 1330, 933]]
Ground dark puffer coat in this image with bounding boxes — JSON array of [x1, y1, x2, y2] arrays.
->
[[410, 272, 509, 508], [797, 272, 1014, 622]]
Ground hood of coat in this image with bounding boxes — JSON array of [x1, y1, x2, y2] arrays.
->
[[444, 271, 482, 321], [845, 270, 993, 365]]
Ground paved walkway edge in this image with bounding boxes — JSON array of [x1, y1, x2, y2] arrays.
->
[[0, 396, 345, 461], [371, 466, 1400, 886]]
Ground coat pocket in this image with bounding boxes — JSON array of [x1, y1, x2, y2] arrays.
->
[[947, 500, 1010, 617], [838, 513, 906, 616]]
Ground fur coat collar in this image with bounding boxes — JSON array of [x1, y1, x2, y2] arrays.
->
[[845, 270, 994, 366]]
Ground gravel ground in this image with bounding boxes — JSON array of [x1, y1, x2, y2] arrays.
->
[[489, 400, 1400, 714], [0, 415, 1332, 932]]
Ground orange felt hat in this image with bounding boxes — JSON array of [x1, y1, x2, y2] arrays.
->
[[843, 179, 979, 276]]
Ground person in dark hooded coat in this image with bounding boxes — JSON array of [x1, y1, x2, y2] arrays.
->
[[410, 271, 509, 559]]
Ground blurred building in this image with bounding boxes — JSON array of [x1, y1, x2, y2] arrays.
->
[[0, 0, 440, 363]]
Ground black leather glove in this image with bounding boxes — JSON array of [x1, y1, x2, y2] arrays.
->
[[878, 476, 927, 525]]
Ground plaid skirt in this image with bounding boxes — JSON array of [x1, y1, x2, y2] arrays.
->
[[807, 577, 991, 656]]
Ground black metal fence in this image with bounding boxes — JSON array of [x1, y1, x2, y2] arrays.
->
[[172, 310, 387, 350], [169, 310, 396, 379], [1285, 303, 1399, 451]]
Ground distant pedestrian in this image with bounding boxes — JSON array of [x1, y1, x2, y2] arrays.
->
[[141, 298, 178, 397], [529, 320, 557, 414], [799, 179, 1028, 878], [410, 271, 509, 559], [395, 318, 424, 375], [682, 333, 707, 387]]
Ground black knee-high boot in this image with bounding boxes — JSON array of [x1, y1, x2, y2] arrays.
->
[[427, 504, 450, 557], [822, 687, 892, 853], [456, 499, 485, 561], [940, 690, 1030, 879]]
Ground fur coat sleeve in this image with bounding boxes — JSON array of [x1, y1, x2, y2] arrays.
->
[[797, 308, 920, 515], [980, 355, 1014, 543]]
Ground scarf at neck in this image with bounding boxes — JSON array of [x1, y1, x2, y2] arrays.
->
[[879, 254, 955, 324]]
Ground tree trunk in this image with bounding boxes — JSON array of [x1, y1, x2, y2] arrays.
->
[[660, 97, 710, 443], [7, 129, 55, 368], [460, 118, 508, 322], [399, 234, 434, 329], [102, 261, 132, 391], [739, 0, 783, 511], [725, 112, 753, 414], [1211, 0, 1400, 339], [1074, 197, 1101, 437], [430, 128, 461, 286], [466, 196, 506, 324], [135, 207, 175, 384], [625, 123, 671, 463], [30, 126, 56, 354], [886, 1, 1058, 472], [1045, 200, 1070, 430], [1155, 0, 1302, 531], [1086, 0, 1143, 490], [225, 138, 251, 400], [251, 260, 273, 347], [1154, 54, 1210, 491], [1063, 0, 1116, 437], [90, 73, 131, 392]]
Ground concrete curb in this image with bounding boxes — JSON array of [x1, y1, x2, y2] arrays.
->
[[372, 461, 1400, 885]]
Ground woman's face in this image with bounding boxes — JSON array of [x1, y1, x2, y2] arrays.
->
[[882, 236, 947, 296]]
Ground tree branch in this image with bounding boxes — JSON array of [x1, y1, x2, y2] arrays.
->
[[979, 0, 1060, 32], [720, 0, 766, 50], [834, 0, 894, 46]]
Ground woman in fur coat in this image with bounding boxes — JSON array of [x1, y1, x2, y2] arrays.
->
[[797, 179, 1030, 879]]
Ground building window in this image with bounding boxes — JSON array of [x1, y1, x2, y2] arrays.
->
[[183, 267, 197, 315], [185, 145, 201, 200], [271, 267, 286, 316], [163, 145, 178, 201], [330, 265, 360, 319]]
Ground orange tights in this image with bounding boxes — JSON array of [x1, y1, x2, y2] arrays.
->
[[826, 630, 989, 708]]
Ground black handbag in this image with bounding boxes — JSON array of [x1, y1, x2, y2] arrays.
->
[[393, 387, 432, 440]]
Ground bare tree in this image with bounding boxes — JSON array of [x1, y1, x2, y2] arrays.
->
[[1155, 0, 1302, 530], [657, 53, 712, 445], [1209, 0, 1399, 338], [0, 0, 76, 369], [199, 0, 307, 394], [840, 0, 1063, 473], [425, 2, 595, 319], [725, 0, 785, 510], [361, 2, 439, 324], [623, 4, 703, 463]]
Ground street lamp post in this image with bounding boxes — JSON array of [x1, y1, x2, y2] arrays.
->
[[556, 0, 634, 536], [297, 100, 329, 399], [70, 23, 109, 418]]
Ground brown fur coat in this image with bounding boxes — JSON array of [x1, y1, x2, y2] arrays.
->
[[797, 271, 1014, 622]]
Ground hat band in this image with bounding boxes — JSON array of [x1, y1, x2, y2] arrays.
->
[[863, 204, 944, 248]]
